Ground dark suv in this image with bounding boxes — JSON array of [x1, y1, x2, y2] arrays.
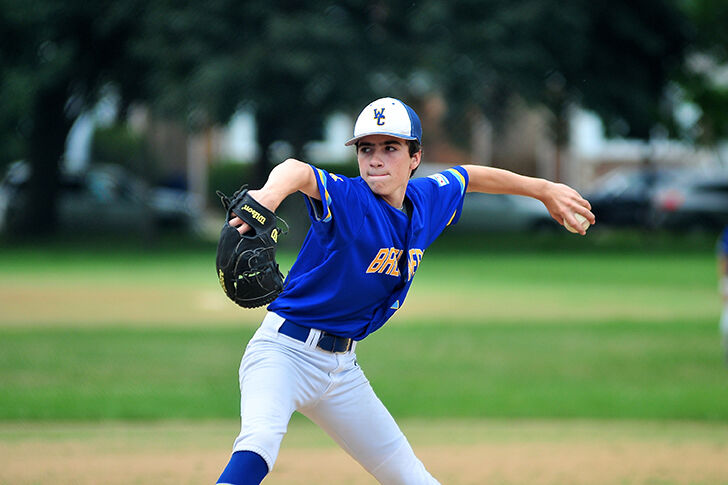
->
[[650, 170, 728, 232], [583, 168, 681, 228]]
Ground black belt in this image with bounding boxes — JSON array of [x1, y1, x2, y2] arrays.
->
[[278, 320, 354, 354]]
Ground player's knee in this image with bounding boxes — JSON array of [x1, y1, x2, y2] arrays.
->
[[370, 439, 440, 485], [232, 423, 284, 471]]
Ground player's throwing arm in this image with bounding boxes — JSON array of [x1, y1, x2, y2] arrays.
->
[[463, 164, 595, 235]]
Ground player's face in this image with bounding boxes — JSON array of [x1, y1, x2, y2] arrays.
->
[[356, 135, 421, 208]]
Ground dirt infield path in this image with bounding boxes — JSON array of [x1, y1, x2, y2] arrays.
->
[[1, 419, 727, 485]]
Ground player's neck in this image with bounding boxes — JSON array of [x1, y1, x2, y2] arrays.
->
[[380, 187, 407, 209]]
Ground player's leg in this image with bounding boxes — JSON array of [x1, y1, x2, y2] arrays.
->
[[301, 356, 439, 485], [218, 338, 300, 483], [217, 450, 268, 485], [219, 314, 336, 484]]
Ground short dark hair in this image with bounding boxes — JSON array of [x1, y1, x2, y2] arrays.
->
[[407, 140, 421, 157], [408, 140, 421, 176]]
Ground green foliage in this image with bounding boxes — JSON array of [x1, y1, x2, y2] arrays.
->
[[317, 160, 361, 179], [91, 124, 153, 179], [207, 161, 256, 206], [434, 0, 690, 140], [4, 0, 725, 237], [677, 0, 728, 145], [208, 159, 360, 207]]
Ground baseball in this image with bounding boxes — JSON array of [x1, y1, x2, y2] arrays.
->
[[564, 213, 590, 234]]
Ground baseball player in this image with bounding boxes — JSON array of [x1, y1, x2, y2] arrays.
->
[[718, 226, 728, 366], [216, 97, 594, 485]]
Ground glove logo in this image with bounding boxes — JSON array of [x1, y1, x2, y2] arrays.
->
[[241, 204, 266, 225], [271, 228, 278, 243]]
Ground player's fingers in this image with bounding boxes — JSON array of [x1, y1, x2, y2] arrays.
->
[[228, 216, 251, 235], [237, 222, 251, 235], [577, 207, 596, 225], [567, 214, 588, 235], [562, 189, 595, 225]]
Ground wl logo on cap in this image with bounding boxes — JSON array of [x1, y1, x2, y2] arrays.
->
[[373, 107, 386, 126]]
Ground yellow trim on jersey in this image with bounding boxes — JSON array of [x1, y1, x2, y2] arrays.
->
[[446, 210, 457, 226], [446, 168, 466, 195], [316, 169, 333, 222]]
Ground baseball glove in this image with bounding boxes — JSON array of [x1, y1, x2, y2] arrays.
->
[[215, 186, 287, 308]]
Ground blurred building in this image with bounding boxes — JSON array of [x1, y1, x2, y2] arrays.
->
[[65, 94, 727, 209], [570, 109, 726, 191]]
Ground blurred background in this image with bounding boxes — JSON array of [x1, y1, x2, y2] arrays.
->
[[2, 2, 728, 484], [1, 0, 727, 241]]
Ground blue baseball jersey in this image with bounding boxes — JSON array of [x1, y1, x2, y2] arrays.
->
[[267, 165, 469, 340]]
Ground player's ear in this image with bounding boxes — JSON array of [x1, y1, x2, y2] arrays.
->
[[410, 150, 421, 172]]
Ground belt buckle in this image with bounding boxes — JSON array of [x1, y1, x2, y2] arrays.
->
[[317, 333, 352, 354], [335, 337, 353, 354]]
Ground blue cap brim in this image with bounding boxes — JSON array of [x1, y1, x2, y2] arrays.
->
[[344, 132, 420, 146]]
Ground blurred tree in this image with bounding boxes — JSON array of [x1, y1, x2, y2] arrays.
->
[[0, 0, 150, 235], [426, 0, 689, 179], [677, 0, 728, 158], [0, 0, 698, 237], [136, 1, 429, 182], [0, 0, 418, 236]]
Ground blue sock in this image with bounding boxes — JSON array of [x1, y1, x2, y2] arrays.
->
[[217, 450, 269, 485]]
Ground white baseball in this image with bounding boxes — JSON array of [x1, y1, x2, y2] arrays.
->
[[564, 213, 590, 234]]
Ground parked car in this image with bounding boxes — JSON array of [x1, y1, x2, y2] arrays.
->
[[413, 164, 556, 233], [650, 170, 728, 232], [453, 192, 557, 233], [0, 161, 202, 235], [583, 167, 681, 228]]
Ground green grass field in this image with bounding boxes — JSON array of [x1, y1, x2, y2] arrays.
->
[[1, 234, 725, 422], [2, 235, 727, 484]]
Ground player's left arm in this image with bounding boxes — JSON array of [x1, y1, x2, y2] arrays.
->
[[230, 158, 319, 235], [462, 164, 595, 234]]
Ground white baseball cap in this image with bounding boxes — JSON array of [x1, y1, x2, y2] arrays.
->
[[344, 97, 422, 146]]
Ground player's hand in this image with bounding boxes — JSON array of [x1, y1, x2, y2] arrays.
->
[[228, 216, 251, 235], [228, 189, 278, 235], [540, 181, 595, 235]]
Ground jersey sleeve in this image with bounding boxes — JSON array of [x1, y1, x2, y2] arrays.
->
[[409, 166, 469, 241], [303, 164, 368, 241]]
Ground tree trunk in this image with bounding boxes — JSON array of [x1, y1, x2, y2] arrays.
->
[[552, 100, 570, 184], [253, 111, 278, 188], [21, 83, 73, 237]]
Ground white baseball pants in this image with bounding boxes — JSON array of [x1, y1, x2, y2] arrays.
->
[[230, 312, 440, 485], [721, 305, 728, 366]]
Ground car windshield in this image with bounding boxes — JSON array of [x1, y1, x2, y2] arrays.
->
[[592, 169, 678, 197]]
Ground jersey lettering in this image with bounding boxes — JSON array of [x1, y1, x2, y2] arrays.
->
[[407, 249, 424, 281], [380, 248, 402, 277], [366, 248, 389, 273], [366, 247, 403, 277]]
